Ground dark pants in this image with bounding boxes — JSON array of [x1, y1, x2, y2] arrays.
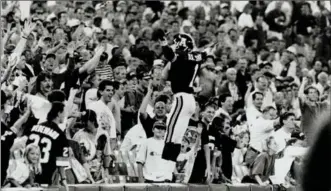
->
[[244, 146, 260, 167]]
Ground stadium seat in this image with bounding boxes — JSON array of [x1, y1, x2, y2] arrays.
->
[[68, 184, 99, 191], [169, 183, 189, 191], [124, 183, 150, 191], [250, 184, 272, 191], [111, 175, 127, 183], [100, 184, 125, 191], [188, 184, 210, 191], [209, 184, 228, 191], [148, 183, 171, 191], [226, 184, 250, 191]]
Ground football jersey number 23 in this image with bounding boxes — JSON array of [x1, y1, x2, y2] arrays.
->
[[29, 134, 69, 163]]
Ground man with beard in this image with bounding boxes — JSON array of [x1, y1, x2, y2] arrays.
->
[[28, 72, 54, 122], [26, 102, 70, 186], [299, 77, 329, 145]]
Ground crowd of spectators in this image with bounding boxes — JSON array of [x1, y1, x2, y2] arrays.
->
[[1, 0, 331, 190]]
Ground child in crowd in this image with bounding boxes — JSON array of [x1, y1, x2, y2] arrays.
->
[[242, 136, 278, 186], [175, 138, 191, 182], [232, 131, 250, 183], [4, 144, 42, 188], [136, 121, 173, 183]]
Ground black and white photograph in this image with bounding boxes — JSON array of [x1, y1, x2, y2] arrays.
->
[[0, 1, 330, 191]]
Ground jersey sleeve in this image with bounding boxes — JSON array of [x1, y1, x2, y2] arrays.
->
[[55, 134, 70, 167]]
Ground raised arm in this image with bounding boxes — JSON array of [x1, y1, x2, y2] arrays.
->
[[161, 61, 171, 85], [1, 56, 18, 84], [139, 81, 153, 120], [79, 46, 105, 74], [12, 20, 36, 57], [158, 31, 176, 62], [298, 77, 308, 102]]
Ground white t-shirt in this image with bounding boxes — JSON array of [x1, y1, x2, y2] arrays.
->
[[120, 124, 147, 153], [87, 100, 117, 139], [73, 129, 112, 161], [246, 105, 262, 126], [136, 137, 173, 181], [273, 128, 291, 153], [270, 146, 308, 184], [6, 159, 30, 184], [249, 116, 274, 152]]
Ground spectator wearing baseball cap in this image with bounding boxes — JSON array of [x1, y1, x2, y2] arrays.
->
[[136, 120, 173, 183]]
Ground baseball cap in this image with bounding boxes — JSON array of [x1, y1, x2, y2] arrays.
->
[[43, 36, 52, 42], [126, 72, 136, 80], [221, 3, 229, 9], [264, 71, 276, 78], [46, 53, 56, 60], [153, 121, 166, 130], [137, 71, 151, 80], [153, 59, 165, 67], [286, 46, 297, 56]]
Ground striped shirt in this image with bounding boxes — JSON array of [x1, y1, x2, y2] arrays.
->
[[95, 64, 114, 81]]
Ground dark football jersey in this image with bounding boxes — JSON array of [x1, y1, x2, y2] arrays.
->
[[26, 121, 69, 185], [169, 51, 206, 94]]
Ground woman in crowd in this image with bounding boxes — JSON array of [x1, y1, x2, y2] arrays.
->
[[1, 0, 331, 188]]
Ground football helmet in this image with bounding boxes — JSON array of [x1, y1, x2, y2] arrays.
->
[[173, 33, 194, 52]]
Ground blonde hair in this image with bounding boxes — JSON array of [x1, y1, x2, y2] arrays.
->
[[24, 144, 42, 175], [262, 136, 275, 152]]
